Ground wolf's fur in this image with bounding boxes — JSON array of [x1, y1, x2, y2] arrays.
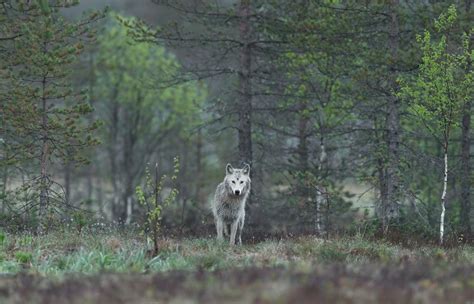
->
[[212, 163, 251, 245]]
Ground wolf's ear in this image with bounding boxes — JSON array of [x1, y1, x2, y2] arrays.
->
[[242, 163, 250, 175], [226, 163, 234, 175]]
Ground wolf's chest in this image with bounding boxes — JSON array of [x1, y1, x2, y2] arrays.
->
[[217, 200, 243, 220]]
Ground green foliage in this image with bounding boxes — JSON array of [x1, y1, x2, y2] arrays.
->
[[3, 4, 104, 164], [0, 1, 105, 229], [317, 243, 348, 262], [0, 232, 6, 247], [96, 13, 206, 136], [1, 0, 472, 249], [260, 1, 356, 234], [71, 210, 91, 235], [14, 251, 32, 264], [93, 13, 205, 223], [136, 157, 180, 256], [398, 5, 472, 144], [396, 6, 472, 243]]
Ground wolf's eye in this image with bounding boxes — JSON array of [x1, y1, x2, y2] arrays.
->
[[240, 181, 244, 184], [232, 181, 236, 184]]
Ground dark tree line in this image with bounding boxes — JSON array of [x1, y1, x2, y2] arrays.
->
[[0, 0, 472, 243]]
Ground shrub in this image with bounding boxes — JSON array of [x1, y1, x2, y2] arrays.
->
[[15, 251, 32, 264], [136, 158, 180, 256]]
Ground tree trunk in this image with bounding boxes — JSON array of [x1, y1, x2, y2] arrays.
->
[[315, 135, 327, 236], [108, 97, 119, 220], [238, 0, 253, 170], [38, 141, 49, 234], [86, 169, 93, 202], [440, 149, 448, 245], [374, 117, 389, 231], [64, 159, 71, 205], [195, 128, 205, 204], [384, 0, 401, 233], [121, 132, 134, 224], [1, 163, 7, 214], [38, 75, 49, 234], [86, 52, 95, 202], [297, 102, 309, 200], [153, 163, 160, 256], [120, 105, 139, 224], [97, 170, 105, 218], [296, 102, 314, 232], [460, 0, 472, 240], [460, 101, 471, 239], [315, 189, 322, 234], [179, 140, 189, 229]]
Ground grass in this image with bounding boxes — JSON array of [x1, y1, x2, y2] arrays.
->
[[0, 229, 472, 277], [0, 229, 472, 303]]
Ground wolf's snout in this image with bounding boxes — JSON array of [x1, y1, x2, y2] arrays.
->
[[235, 190, 241, 195]]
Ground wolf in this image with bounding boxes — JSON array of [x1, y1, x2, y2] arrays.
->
[[212, 163, 251, 245]]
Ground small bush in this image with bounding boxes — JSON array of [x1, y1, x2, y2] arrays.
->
[[15, 251, 32, 264], [71, 210, 91, 235], [192, 254, 225, 271], [136, 158, 180, 256], [318, 244, 347, 262], [0, 232, 6, 246]]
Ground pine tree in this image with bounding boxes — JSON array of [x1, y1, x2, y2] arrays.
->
[[1, 1, 104, 233]]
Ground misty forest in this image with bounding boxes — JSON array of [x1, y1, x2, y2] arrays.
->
[[0, 0, 473, 303]]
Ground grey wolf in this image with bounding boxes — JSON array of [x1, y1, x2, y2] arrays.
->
[[211, 163, 251, 245]]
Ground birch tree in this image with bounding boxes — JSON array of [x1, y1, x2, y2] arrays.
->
[[398, 5, 473, 244], [96, 14, 206, 223]]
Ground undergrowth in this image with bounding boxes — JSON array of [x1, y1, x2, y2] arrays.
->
[[0, 229, 472, 277]]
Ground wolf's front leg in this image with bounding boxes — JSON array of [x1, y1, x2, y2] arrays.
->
[[216, 218, 224, 241], [229, 220, 239, 246], [224, 223, 230, 237], [237, 214, 245, 245]]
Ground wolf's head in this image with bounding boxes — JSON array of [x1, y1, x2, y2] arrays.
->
[[224, 163, 251, 197]]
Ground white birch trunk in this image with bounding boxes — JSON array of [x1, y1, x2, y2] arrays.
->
[[315, 189, 322, 234], [125, 197, 132, 225], [315, 137, 327, 235], [440, 151, 448, 245]]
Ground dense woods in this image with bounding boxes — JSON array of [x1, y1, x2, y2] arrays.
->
[[0, 0, 473, 245], [0, 2, 473, 303]]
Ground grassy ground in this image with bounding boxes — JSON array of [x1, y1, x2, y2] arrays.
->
[[0, 230, 473, 303]]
